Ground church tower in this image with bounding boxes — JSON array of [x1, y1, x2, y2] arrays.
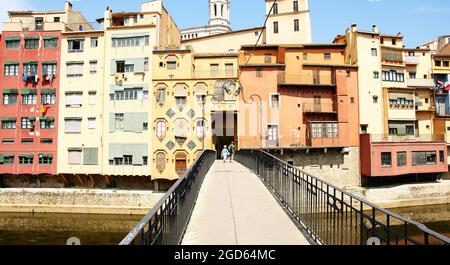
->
[[208, 0, 231, 34]]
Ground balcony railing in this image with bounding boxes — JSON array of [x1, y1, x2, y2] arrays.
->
[[303, 103, 336, 113], [369, 134, 446, 143], [407, 78, 435, 88], [278, 73, 336, 86], [381, 51, 404, 64], [192, 70, 238, 79], [405, 56, 420, 65]]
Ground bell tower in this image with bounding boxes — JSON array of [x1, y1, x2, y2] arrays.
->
[[209, 0, 231, 30]]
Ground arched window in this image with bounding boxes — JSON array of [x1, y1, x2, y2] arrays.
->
[[156, 120, 167, 139], [156, 85, 166, 105], [156, 152, 166, 172], [174, 118, 189, 139], [196, 120, 206, 139], [175, 152, 187, 175]]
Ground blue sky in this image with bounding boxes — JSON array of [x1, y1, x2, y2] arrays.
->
[[1, 0, 449, 47]]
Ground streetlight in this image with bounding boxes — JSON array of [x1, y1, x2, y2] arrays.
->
[[201, 93, 221, 151], [222, 80, 263, 150]]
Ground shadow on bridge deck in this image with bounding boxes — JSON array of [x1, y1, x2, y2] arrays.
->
[[182, 161, 310, 245]]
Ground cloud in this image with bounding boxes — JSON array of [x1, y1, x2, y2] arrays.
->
[[0, 0, 33, 30]]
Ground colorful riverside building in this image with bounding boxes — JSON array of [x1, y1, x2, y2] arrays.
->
[[335, 25, 448, 184], [432, 37, 450, 173], [151, 46, 239, 183], [238, 44, 361, 187], [0, 2, 92, 185]]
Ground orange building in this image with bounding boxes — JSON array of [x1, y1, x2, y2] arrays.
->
[[238, 44, 361, 187]]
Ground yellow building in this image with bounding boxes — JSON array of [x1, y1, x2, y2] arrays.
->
[[99, 1, 180, 182], [151, 46, 238, 182], [58, 30, 105, 177]]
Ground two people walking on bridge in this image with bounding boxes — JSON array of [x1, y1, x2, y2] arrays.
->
[[221, 142, 236, 163]]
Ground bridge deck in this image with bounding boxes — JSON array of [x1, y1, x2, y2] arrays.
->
[[182, 161, 310, 245]]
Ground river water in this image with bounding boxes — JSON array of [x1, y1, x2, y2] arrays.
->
[[0, 204, 448, 245], [0, 212, 144, 245]]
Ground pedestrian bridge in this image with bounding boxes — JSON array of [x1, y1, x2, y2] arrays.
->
[[120, 150, 450, 246]]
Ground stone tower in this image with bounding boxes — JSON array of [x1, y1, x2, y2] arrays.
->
[[208, 0, 231, 33]]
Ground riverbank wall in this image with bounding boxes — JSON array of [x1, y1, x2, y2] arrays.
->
[[0, 188, 164, 215]]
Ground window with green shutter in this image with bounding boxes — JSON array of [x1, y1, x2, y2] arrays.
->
[[83, 148, 98, 165]]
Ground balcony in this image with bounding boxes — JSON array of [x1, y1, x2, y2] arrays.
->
[[369, 134, 445, 143], [381, 51, 404, 64], [278, 73, 336, 86], [192, 70, 238, 79], [406, 78, 434, 88], [303, 103, 336, 114], [405, 56, 420, 65]]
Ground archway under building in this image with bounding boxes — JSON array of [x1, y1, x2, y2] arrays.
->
[[211, 111, 238, 159]]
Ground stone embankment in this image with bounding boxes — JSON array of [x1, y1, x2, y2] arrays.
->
[[0, 188, 164, 215]]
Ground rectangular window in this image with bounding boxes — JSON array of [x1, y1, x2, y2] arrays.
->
[[21, 118, 35, 130], [435, 61, 442, 67], [66, 63, 84, 77], [270, 94, 280, 108], [210, 64, 219, 77], [88, 118, 96, 129], [3, 93, 18, 105], [144, 57, 149, 71], [273, 22, 279, 34], [175, 97, 187, 109], [41, 93, 56, 105], [373, 96, 378, 104], [41, 138, 53, 144], [124, 64, 134, 73], [381, 152, 392, 167], [225, 63, 234, 77], [4, 64, 19, 76], [116, 61, 125, 73], [65, 119, 82, 133], [1, 120, 16, 129], [68, 39, 84, 52], [89, 61, 97, 74], [6, 40, 20, 49], [397, 152, 407, 167], [65, 92, 83, 108], [88, 91, 97, 105], [2, 139, 14, 144], [440, 151, 445, 164], [25, 39, 39, 49], [23, 64, 38, 76], [22, 94, 37, 105], [19, 155, 34, 165], [412, 151, 437, 166], [111, 36, 149, 48], [21, 138, 34, 144], [2, 155, 14, 165], [54, 17, 60, 22], [35, 17, 43, 31], [373, 71, 379, 79], [256, 67, 263, 78], [44, 38, 57, 49], [409, 72, 416, 79], [293, 1, 299, 12], [324, 53, 331, 60], [273, 3, 278, 14], [68, 150, 82, 165], [294, 19, 300, 32], [444, 61, 450, 67], [371, 48, 378, 56], [42, 64, 57, 76], [124, 155, 133, 165], [91, 37, 98, 48], [38, 155, 53, 165], [115, 114, 124, 130], [40, 118, 55, 129]]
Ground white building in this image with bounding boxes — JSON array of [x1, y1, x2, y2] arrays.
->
[[180, 0, 231, 41]]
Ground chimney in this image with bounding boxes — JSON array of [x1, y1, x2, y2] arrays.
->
[[64, 1, 73, 12], [351, 24, 357, 32], [372, 25, 378, 33]]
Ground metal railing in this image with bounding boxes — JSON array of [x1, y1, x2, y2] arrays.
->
[[278, 73, 336, 86], [119, 150, 216, 245], [369, 134, 446, 143], [235, 149, 450, 245]]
